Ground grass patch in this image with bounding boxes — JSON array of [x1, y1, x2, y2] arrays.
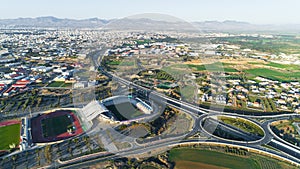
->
[[218, 116, 264, 136], [48, 82, 72, 88], [107, 60, 121, 65], [120, 61, 135, 66], [0, 123, 20, 150], [60, 83, 72, 88], [180, 85, 196, 102], [47, 81, 65, 87]]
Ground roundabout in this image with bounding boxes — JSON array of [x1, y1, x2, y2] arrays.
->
[[198, 113, 272, 146]]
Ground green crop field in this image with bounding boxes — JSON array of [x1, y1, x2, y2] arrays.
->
[[162, 65, 189, 80], [188, 62, 238, 72], [169, 148, 297, 169], [169, 148, 260, 169], [266, 62, 300, 71], [0, 123, 20, 150], [245, 68, 300, 82], [41, 115, 73, 138], [212, 35, 300, 55]]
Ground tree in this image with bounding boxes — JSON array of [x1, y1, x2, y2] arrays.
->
[[12, 154, 17, 168], [44, 145, 52, 163]]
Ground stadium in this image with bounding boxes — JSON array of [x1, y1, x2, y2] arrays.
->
[[78, 95, 153, 130], [3, 95, 153, 147], [30, 110, 83, 144]]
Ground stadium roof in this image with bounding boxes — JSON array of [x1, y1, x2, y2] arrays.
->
[[81, 100, 109, 122]]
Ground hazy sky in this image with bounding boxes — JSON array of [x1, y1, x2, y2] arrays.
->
[[1, 0, 299, 24]]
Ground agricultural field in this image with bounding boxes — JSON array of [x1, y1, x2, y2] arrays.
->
[[187, 62, 238, 72], [169, 148, 297, 169], [169, 148, 259, 169], [211, 35, 300, 55], [266, 62, 300, 71], [185, 59, 300, 82], [0, 123, 20, 150], [161, 65, 190, 80], [245, 68, 300, 82]]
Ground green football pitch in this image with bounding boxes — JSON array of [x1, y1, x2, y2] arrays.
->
[[41, 115, 73, 138], [0, 123, 20, 150], [106, 102, 144, 121]]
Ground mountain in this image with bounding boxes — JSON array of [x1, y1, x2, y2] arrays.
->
[[1, 16, 300, 33], [193, 20, 300, 33], [106, 19, 300, 33], [103, 18, 197, 32], [0, 16, 107, 28]]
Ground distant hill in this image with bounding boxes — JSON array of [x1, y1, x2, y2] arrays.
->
[[1, 16, 300, 33], [103, 18, 197, 32], [192, 20, 300, 33], [193, 20, 254, 31], [0, 16, 107, 28]]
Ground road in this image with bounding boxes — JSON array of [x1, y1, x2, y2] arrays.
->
[[6, 51, 300, 169], [45, 65, 300, 168], [55, 138, 300, 169]]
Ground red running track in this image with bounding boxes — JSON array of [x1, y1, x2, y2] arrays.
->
[[0, 120, 20, 127]]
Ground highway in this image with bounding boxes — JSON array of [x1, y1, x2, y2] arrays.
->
[[55, 138, 300, 169], [25, 54, 300, 168], [99, 66, 300, 163], [103, 68, 299, 119], [42, 65, 300, 168]]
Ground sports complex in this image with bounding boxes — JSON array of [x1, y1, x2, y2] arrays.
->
[[0, 95, 153, 154], [30, 95, 152, 144]]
